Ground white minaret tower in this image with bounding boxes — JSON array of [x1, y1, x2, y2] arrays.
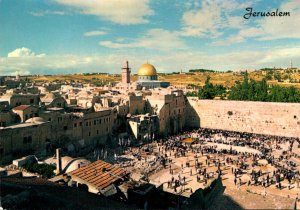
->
[[290, 59, 293, 69]]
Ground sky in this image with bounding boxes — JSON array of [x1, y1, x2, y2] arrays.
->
[[1, 0, 300, 76]]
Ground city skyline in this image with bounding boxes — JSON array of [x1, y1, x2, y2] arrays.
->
[[1, 0, 300, 76]]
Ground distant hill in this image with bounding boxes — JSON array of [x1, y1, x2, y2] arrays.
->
[[189, 69, 216, 73], [24, 68, 300, 89]]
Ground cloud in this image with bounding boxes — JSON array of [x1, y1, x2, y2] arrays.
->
[[211, 0, 300, 45], [211, 27, 262, 46], [212, 35, 245, 46], [1, 45, 300, 76], [1, 47, 122, 75], [84, 30, 107, 36], [1, 54, 100, 75], [53, 0, 154, 25], [7, 48, 46, 58], [99, 28, 186, 50], [257, 47, 300, 64], [99, 41, 131, 49], [29, 10, 67, 16], [181, 0, 252, 37], [10, 70, 31, 76], [154, 46, 300, 71], [182, 0, 222, 37], [254, 0, 300, 40]]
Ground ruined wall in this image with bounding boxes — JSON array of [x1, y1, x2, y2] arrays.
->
[[129, 95, 145, 115], [186, 98, 300, 138]]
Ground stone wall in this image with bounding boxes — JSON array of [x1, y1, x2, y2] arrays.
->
[[186, 98, 300, 138], [0, 122, 51, 160], [129, 95, 145, 115]]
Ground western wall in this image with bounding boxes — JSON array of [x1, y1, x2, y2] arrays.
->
[[186, 98, 300, 138]]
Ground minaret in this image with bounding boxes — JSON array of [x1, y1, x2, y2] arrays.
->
[[121, 60, 131, 84], [290, 59, 293, 69]]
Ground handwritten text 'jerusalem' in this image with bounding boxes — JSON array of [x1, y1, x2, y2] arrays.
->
[[244, 7, 290, 19]]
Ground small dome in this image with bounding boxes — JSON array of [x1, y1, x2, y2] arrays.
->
[[61, 156, 91, 173], [25, 117, 47, 123], [137, 63, 157, 76]]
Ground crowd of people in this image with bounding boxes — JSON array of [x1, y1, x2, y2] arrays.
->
[[116, 127, 300, 198], [158, 128, 300, 194]]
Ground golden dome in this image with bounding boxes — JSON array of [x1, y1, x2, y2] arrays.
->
[[137, 63, 157, 76]]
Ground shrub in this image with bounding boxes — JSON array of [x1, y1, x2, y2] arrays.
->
[[23, 163, 55, 178]]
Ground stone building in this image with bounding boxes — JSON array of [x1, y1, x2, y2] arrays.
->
[[41, 92, 67, 108], [3, 78, 25, 89], [70, 108, 117, 146], [7, 86, 39, 95], [128, 114, 159, 141], [146, 88, 186, 136], [0, 101, 15, 127], [128, 94, 146, 115], [0, 86, 119, 163], [0, 93, 40, 108], [12, 105, 39, 122], [38, 107, 117, 148], [0, 117, 51, 162]]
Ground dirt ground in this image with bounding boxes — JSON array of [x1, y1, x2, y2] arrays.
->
[[211, 186, 296, 210]]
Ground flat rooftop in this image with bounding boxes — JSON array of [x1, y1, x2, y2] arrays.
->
[[0, 121, 47, 130]]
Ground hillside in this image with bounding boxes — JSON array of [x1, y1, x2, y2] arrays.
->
[[25, 69, 300, 89]]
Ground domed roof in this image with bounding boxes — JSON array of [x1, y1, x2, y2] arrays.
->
[[61, 156, 91, 173], [137, 63, 157, 76], [25, 117, 47, 123]]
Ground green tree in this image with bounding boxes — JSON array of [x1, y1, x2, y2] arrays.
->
[[274, 73, 282, 82], [197, 76, 226, 99], [265, 71, 273, 80], [228, 73, 300, 102]]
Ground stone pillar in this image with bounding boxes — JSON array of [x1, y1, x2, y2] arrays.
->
[[56, 148, 62, 175]]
